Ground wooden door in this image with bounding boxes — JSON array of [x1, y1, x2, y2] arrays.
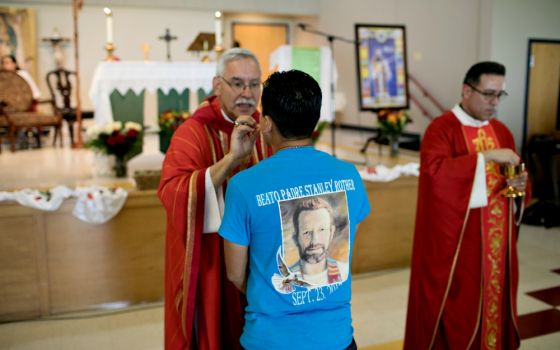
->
[[524, 40, 560, 146], [232, 22, 289, 81]]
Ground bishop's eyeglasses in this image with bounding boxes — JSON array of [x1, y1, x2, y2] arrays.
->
[[467, 84, 508, 101], [219, 76, 262, 94]]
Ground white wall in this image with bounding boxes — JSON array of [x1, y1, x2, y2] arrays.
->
[[6, 0, 558, 148], [490, 0, 560, 149], [3, 2, 319, 112], [3, 2, 218, 110], [316, 0, 487, 135], [8, 0, 321, 16]]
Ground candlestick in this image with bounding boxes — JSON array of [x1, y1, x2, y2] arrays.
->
[[104, 7, 113, 44], [214, 11, 223, 52], [105, 42, 116, 61]]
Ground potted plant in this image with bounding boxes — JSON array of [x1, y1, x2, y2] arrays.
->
[[376, 109, 411, 157], [85, 121, 143, 177], [158, 110, 190, 153]]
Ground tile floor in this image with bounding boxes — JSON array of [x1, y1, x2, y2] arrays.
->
[[1, 128, 559, 349], [0, 223, 558, 350]]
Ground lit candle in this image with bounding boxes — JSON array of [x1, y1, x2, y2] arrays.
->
[[143, 43, 150, 61], [104, 7, 113, 44], [214, 11, 223, 49]]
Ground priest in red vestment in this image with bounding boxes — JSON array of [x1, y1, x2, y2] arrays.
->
[[404, 62, 530, 350], [158, 48, 270, 350]]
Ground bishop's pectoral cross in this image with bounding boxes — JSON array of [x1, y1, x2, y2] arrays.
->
[[158, 28, 178, 62]]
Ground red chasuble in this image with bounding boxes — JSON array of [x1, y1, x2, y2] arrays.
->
[[158, 96, 270, 350], [403, 111, 526, 350]]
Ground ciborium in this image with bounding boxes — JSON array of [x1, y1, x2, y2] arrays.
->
[[500, 163, 526, 198]]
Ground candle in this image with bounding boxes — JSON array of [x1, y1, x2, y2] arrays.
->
[[143, 43, 150, 61], [104, 7, 113, 44], [214, 11, 223, 48]]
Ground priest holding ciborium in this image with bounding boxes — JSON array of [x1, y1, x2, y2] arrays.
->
[[404, 61, 531, 350]]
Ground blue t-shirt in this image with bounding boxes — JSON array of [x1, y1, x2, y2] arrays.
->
[[219, 146, 371, 349]]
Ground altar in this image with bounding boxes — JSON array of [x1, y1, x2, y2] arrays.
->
[[89, 61, 216, 125], [0, 140, 419, 322]]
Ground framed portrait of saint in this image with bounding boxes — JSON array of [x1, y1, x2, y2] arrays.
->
[[354, 24, 409, 111]]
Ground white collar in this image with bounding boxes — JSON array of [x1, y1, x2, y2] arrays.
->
[[452, 104, 489, 128], [221, 109, 235, 124]]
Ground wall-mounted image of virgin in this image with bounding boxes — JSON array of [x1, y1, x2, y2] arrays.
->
[[0, 8, 37, 79]]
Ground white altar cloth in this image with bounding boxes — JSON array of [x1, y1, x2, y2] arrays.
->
[[89, 61, 216, 125]]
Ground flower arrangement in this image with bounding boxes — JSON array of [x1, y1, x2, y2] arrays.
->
[[158, 110, 190, 134], [86, 121, 143, 157], [377, 109, 411, 139], [85, 121, 143, 177], [377, 109, 411, 157], [158, 110, 190, 153]]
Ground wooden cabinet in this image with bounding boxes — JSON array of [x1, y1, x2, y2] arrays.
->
[[0, 190, 166, 322], [352, 175, 418, 274]]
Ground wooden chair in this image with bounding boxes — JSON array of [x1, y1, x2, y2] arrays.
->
[[46, 68, 94, 146], [0, 70, 62, 152]]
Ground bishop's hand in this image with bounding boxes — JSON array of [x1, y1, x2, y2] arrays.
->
[[208, 115, 259, 189], [229, 115, 259, 164]]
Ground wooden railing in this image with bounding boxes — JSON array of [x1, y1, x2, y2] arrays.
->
[[409, 73, 446, 120]]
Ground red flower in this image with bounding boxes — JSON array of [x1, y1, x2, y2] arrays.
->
[[107, 133, 126, 146], [126, 129, 139, 139], [377, 110, 390, 120]]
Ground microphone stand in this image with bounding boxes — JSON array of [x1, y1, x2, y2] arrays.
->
[[298, 24, 358, 158]]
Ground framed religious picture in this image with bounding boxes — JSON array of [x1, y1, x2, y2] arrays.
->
[[354, 24, 409, 111], [0, 8, 37, 79]]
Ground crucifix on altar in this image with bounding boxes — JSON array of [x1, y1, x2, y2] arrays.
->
[[159, 28, 178, 62], [41, 27, 71, 68]]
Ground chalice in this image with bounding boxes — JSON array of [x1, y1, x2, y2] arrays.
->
[[500, 163, 526, 198]]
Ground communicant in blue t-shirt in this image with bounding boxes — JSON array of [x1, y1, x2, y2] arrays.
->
[[219, 70, 371, 350]]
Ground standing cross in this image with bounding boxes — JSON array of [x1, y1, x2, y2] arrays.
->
[[158, 28, 178, 62], [42, 28, 71, 68]]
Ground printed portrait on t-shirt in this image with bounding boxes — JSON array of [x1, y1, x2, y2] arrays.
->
[[271, 191, 350, 293]]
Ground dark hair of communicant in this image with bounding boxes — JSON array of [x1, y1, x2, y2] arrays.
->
[[463, 61, 506, 86], [261, 70, 322, 139]]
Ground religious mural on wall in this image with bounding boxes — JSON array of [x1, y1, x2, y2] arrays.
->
[[355, 24, 409, 111], [0, 8, 37, 79]]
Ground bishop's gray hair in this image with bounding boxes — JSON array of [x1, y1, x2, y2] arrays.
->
[[216, 48, 261, 77]]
